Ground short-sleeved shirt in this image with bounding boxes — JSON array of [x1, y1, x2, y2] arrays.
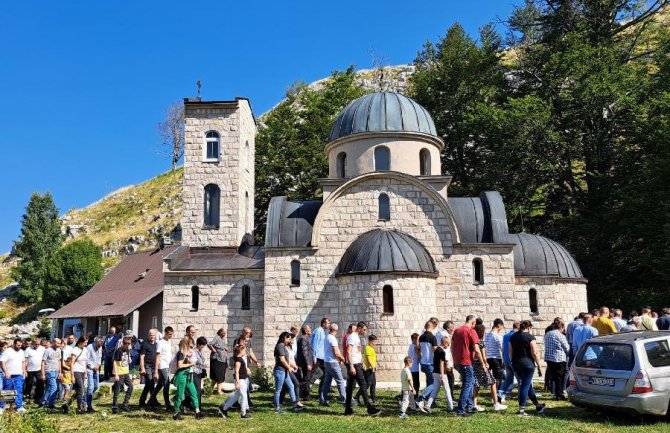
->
[[510, 331, 535, 366], [346, 332, 363, 365], [140, 341, 158, 367], [451, 326, 480, 366], [1, 348, 25, 376], [324, 334, 339, 363], [70, 346, 88, 373], [114, 347, 130, 375], [419, 331, 437, 365], [274, 343, 288, 370], [593, 317, 617, 335], [407, 343, 420, 372], [157, 339, 172, 370], [641, 315, 658, 331], [234, 357, 248, 380], [25, 346, 45, 372], [484, 332, 503, 360], [43, 347, 61, 372], [401, 367, 412, 391], [433, 346, 446, 372], [657, 316, 670, 331], [363, 344, 377, 369]]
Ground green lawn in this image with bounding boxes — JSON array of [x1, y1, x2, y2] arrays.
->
[[9, 389, 670, 433]]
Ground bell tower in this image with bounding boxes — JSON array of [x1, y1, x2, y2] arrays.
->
[[180, 97, 256, 248]]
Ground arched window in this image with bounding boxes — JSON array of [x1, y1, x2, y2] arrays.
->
[[203, 184, 220, 228], [291, 260, 301, 286], [378, 193, 390, 221], [242, 285, 251, 310], [383, 285, 394, 314], [419, 148, 431, 175], [191, 286, 199, 311], [205, 131, 220, 160], [374, 146, 390, 171], [473, 258, 484, 285], [336, 152, 347, 178], [245, 140, 250, 171], [529, 288, 538, 314]]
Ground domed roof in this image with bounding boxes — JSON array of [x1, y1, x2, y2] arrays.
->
[[507, 233, 583, 279], [329, 92, 438, 142], [337, 229, 437, 277]]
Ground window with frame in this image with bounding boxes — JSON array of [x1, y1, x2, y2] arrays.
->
[[378, 193, 390, 221], [645, 340, 670, 367], [529, 288, 538, 314], [291, 260, 301, 286], [337, 152, 347, 178], [472, 258, 484, 284], [191, 286, 200, 311], [374, 146, 391, 171], [205, 131, 220, 160], [419, 148, 431, 175], [383, 285, 394, 314], [203, 184, 220, 228], [241, 285, 251, 311]]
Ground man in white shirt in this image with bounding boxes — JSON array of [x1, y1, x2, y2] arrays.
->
[[86, 337, 104, 412], [344, 322, 380, 416], [0, 338, 28, 413], [150, 326, 173, 411], [24, 337, 46, 404]]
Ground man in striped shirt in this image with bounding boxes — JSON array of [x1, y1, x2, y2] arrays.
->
[[544, 320, 570, 400], [484, 319, 505, 389]]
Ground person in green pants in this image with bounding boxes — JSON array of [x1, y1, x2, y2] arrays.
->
[[172, 336, 205, 420]]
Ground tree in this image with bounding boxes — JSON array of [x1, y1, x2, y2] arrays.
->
[[42, 239, 103, 309], [11, 192, 64, 304], [254, 67, 367, 239], [157, 102, 185, 170]]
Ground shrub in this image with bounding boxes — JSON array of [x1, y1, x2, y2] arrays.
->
[[0, 410, 59, 433], [202, 377, 213, 397], [251, 366, 274, 392]]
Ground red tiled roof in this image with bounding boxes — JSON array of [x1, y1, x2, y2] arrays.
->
[[49, 246, 177, 319]]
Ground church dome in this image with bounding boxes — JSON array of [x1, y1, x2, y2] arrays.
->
[[507, 233, 583, 279], [337, 229, 437, 276], [328, 92, 438, 142]]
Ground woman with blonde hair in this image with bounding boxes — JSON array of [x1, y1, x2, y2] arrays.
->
[[172, 337, 204, 420]]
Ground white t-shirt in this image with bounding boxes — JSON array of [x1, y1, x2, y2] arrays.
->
[[158, 339, 172, 370], [1, 348, 25, 375], [71, 346, 89, 373], [25, 346, 45, 372], [346, 332, 363, 365], [324, 334, 339, 363], [62, 345, 73, 362]]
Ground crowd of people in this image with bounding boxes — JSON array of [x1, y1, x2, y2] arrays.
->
[[0, 305, 667, 420]]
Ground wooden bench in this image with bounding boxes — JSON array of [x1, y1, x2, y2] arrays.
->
[[0, 390, 17, 409]]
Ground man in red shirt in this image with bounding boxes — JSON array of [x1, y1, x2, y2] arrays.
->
[[451, 315, 484, 417]]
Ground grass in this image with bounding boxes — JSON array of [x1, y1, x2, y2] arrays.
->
[[19, 389, 668, 433]]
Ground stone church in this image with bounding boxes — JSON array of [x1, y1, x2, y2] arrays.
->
[[159, 91, 587, 378]]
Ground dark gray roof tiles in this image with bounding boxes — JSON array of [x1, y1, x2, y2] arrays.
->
[[265, 196, 323, 248], [507, 233, 583, 279], [329, 92, 437, 142], [337, 229, 437, 276]]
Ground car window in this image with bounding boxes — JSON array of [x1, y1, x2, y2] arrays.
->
[[575, 343, 634, 370], [644, 339, 670, 367]]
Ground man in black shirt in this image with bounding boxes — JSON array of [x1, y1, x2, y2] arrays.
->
[[139, 329, 159, 408]]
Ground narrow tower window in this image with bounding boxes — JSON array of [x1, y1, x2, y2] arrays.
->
[[419, 148, 431, 175], [291, 260, 301, 286], [191, 286, 200, 311], [473, 258, 484, 284], [245, 191, 250, 233], [337, 152, 347, 178], [205, 131, 220, 160], [383, 285, 394, 314], [203, 184, 220, 229], [374, 146, 390, 171], [378, 193, 390, 221], [242, 285, 251, 310], [529, 288, 538, 314]]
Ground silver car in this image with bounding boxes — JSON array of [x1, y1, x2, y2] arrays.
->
[[568, 330, 670, 417]]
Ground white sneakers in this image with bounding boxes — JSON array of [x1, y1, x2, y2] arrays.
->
[[494, 403, 508, 411], [475, 405, 486, 412], [16, 407, 28, 413]]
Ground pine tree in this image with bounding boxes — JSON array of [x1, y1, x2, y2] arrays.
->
[[11, 192, 64, 303]]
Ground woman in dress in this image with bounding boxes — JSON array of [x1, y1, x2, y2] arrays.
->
[[208, 328, 229, 395], [473, 322, 507, 411]]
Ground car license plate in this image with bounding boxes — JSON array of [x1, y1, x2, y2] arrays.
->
[[588, 376, 615, 386]]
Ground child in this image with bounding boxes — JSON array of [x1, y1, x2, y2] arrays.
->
[[399, 356, 417, 419], [408, 333, 420, 397], [357, 334, 378, 405], [218, 344, 252, 419]]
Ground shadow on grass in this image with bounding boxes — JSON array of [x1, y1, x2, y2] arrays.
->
[[543, 405, 667, 426]]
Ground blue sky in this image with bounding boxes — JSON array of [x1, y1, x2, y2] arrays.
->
[[0, 0, 517, 253]]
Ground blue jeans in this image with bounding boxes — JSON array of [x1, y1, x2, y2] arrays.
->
[[86, 368, 99, 408], [419, 363, 434, 399], [42, 371, 59, 406], [515, 362, 539, 408], [320, 361, 346, 403], [273, 368, 296, 409], [0, 375, 25, 409], [454, 364, 474, 414], [498, 362, 518, 398]]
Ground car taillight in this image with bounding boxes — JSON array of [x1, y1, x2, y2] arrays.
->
[[631, 370, 653, 394], [568, 367, 576, 387]]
